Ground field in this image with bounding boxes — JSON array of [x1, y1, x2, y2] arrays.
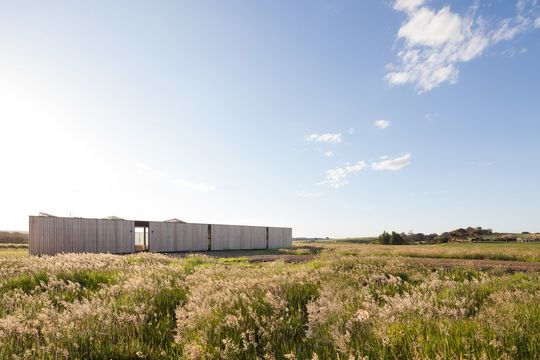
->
[[1, 242, 539, 359], [298, 241, 540, 262]]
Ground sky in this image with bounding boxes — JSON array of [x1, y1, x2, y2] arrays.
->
[[1, 0, 540, 237]]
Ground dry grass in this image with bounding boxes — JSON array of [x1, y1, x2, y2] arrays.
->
[[0, 242, 539, 358], [295, 241, 540, 262]]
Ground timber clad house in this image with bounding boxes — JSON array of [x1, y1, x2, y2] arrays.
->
[[29, 214, 292, 256]]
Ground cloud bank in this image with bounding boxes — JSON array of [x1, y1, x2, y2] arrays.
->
[[387, 0, 540, 92]]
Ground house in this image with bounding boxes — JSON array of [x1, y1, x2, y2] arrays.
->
[[29, 214, 292, 255]]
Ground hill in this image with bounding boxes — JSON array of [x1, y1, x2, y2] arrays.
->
[[0, 231, 28, 244]]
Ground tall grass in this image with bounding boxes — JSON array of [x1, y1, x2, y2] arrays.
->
[[0, 251, 539, 359], [301, 241, 540, 262]]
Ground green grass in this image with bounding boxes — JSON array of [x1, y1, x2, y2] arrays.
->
[[0, 242, 539, 359], [0, 247, 28, 257], [56, 269, 118, 291], [219, 257, 250, 264], [300, 241, 540, 262], [0, 271, 49, 294]]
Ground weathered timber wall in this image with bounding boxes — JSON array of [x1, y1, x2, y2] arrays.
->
[[210, 224, 267, 250], [148, 222, 208, 252], [29, 216, 292, 255], [268, 227, 293, 249], [29, 216, 134, 255]]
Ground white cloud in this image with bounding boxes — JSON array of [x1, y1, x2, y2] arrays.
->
[[374, 120, 390, 129], [321, 161, 367, 188], [348, 128, 355, 134], [324, 151, 334, 157], [491, 17, 529, 42], [305, 133, 342, 143], [398, 7, 464, 47], [535, 16, 540, 28], [394, 0, 426, 13], [371, 153, 412, 171], [171, 179, 216, 192], [387, 1, 540, 92]]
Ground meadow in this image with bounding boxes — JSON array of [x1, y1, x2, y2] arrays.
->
[[1, 242, 539, 359], [295, 241, 540, 262]]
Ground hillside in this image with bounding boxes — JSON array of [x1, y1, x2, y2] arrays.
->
[[0, 231, 28, 244]]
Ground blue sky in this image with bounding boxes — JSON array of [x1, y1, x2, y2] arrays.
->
[[1, 0, 539, 236]]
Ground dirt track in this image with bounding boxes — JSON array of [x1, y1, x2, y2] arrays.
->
[[168, 250, 315, 263]]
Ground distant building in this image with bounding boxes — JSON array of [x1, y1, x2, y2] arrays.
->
[[29, 215, 292, 255]]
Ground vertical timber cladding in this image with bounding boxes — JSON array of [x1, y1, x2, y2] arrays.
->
[[29, 216, 134, 255], [268, 227, 293, 249], [148, 222, 208, 252], [210, 224, 267, 250], [29, 216, 68, 255], [70, 218, 96, 253], [29, 216, 44, 255], [93, 219, 134, 254]]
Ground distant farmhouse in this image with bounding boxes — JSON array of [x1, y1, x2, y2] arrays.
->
[[29, 214, 292, 256]]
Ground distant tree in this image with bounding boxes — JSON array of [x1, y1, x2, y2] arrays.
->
[[436, 233, 450, 243], [426, 234, 438, 244], [377, 231, 406, 245], [379, 226, 497, 245], [378, 231, 391, 245], [411, 232, 426, 244], [391, 231, 404, 245], [399, 232, 408, 244], [0, 231, 28, 244]]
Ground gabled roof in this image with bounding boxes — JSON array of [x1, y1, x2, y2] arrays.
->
[[38, 212, 57, 217], [164, 218, 186, 223], [104, 216, 125, 221]]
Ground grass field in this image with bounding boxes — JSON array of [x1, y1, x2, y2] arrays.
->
[[1, 242, 539, 359], [0, 245, 28, 258], [298, 241, 540, 262]]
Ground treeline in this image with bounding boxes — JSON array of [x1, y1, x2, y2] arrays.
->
[[377, 227, 493, 245], [439, 227, 493, 242], [0, 231, 28, 244]]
